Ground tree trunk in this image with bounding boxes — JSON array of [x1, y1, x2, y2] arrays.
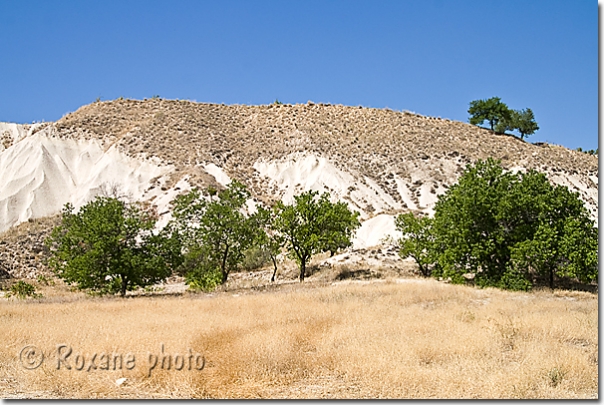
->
[[120, 277, 127, 297], [549, 269, 554, 289], [220, 246, 229, 284], [270, 256, 278, 282], [299, 257, 306, 282]]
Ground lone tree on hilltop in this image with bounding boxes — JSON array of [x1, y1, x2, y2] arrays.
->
[[468, 97, 511, 132], [274, 190, 360, 282], [45, 197, 180, 297], [511, 108, 539, 140], [496, 108, 539, 140]]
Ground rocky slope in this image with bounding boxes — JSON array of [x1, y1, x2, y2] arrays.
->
[[0, 99, 598, 278]]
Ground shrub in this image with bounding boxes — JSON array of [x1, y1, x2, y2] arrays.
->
[[184, 254, 223, 292], [6, 281, 41, 299], [241, 246, 272, 271]]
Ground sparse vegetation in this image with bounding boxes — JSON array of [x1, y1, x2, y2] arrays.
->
[[5, 280, 40, 299], [49, 99, 598, 221], [576, 147, 598, 156], [36, 274, 54, 286]]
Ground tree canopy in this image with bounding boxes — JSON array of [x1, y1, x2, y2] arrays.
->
[[397, 158, 598, 290], [395, 213, 434, 277], [171, 180, 256, 289], [469, 98, 539, 140], [274, 190, 360, 281], [45, 197, 177, 296], [495, 108, 539, 140], [251, 205, 285, 282], [468, 97, 511, 132]]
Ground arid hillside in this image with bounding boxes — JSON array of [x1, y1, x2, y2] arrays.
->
[[0, 98, 598, 278], [52, 99, 597, 209]]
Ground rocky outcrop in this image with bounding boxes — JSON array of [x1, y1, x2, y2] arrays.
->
[[0, 216, 59, 279]]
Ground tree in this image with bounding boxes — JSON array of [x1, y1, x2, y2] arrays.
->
[[45, 197, 176, 297], [558, 217, 599, 284], [251, 206, 284, 282], [428, 158, 598, 289], [496, 108, 539, 140], [171, 180, 255, 287], [468, 97, 511, 132], [508, 223, 560, 289], [320, 199, 362, 257], [274, 190, 360, 282], [395, 212, 435, 277], [512, 108, 539, 140]]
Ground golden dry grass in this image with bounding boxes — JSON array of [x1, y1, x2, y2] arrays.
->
[[0, 279, 597, 399]]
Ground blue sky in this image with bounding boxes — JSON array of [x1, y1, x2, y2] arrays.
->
[[0, 0, 597, 150]]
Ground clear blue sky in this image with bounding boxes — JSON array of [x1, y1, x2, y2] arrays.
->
[[0, 0, 598, 150]]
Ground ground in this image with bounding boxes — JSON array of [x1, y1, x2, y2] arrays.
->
[[0, 259, 598, 399]]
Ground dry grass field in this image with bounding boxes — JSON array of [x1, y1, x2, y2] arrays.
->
[[0, 277, 597, 399]]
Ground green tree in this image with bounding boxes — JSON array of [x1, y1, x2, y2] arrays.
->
[[274, 190, 360, 282], [45, 197, 175, 297], [497, 108, 539, 140], [508, 223, 560, 289], [512, 108, 539, 140], [171, 180, 255, 287], [395, 212, 435, 277], [429, 158, 598, 289], [251, 205, 284, 282], [321, 199, 362, 257], [558, 217, 599, 284], [468, 97, 511, 132], [430, 159, 516, 284]]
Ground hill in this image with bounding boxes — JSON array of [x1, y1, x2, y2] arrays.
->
[[0, 98, 598, 278]]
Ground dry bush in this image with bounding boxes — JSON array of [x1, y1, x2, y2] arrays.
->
[[0, 279, 597, 399]]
